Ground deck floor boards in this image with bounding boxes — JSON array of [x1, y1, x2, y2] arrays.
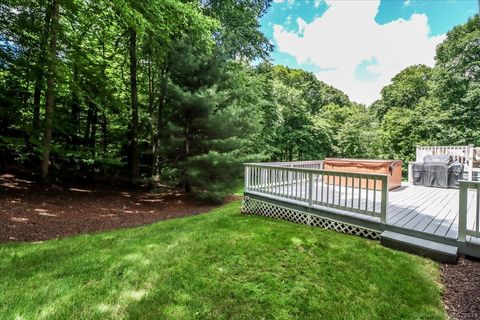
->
[[387, 185, 463, 239]]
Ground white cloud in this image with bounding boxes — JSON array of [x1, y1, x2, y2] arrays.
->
[[314, 0, 323, 8], [403, 0, 412, 7], [272, 0, 445, 105], [297, 17, 307, 34]]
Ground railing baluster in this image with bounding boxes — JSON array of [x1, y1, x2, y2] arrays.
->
[[295, 172, 298, 199], [326, 174, 330, 205], [308, 172, 313, 207], [351, 177, 355, 208], [262, 168, 266, 191], [358, 178, 361, 211], [291, 170, 294, 198], [476, 184, 480, 235], [304, 172, 307, 201], [380, 175, 388, 223], [332, 173, 336, 206], [321, 172, 324, 203], [458, 181, 468, 242], [365, 178, 369, 213], [272, 169, 276, 195], [338, 174, 342, 206], [275, 169, 278, 195], [257, 167, 260, 191]]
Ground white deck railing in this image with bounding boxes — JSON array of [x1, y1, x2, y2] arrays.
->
[[459, 180, 480, 241], [257, 160, 324, 170], [244, 163, 388, 223]]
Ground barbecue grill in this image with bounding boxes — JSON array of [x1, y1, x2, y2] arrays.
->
[[411, 154, 463, 188]]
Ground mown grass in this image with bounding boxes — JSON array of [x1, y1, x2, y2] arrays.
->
[[0, 201, 444, 320]]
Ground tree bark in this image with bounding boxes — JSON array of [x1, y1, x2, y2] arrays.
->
[[153, 66, 168, 177], [129, 27, 139, 184], [147, 49, 155, 180], [32, 2, 52, 133], [101, 113, 107, 154], [90, 105, 97, 158], [70, 66, 80, 144], [40, 0, 59, 182], [84, 103, 93, 145], [183, 118, 191, 193]]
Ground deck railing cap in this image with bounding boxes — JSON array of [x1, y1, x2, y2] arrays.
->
[[244, 162, 389, 178]]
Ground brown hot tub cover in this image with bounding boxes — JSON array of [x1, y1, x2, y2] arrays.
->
[[323, 158, 402, 190]]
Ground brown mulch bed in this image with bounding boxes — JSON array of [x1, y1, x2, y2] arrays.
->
[[0, 173, 238, 243], [442, 257, 480, 320]]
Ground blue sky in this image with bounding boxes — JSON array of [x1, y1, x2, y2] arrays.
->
[[260, 0, 479, 104]]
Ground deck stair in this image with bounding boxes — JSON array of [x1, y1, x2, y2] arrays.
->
[[381, 230, 458, 263]]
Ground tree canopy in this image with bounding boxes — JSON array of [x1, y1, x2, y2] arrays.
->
[[0, 2, 478, 201]]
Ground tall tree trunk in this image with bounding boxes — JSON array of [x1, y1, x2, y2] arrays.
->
[[32, 2, 52, 133], [129, 27, 139, 184], [40, 0, 59, 182], [154, 66, 168, 177], [84, 103, 93, 145], [85, 104, 98, 181], [90, 105, 97, 158], [183, 118, 191, 193], [101, 112, 108, 176], [147, 52, 152, 174], [32, 73, 43, 133], [101, 113, 107, 154], [100, 42, 108, 156], [70, 66, 80, 144], [147, 48, 156, 180], [88, 105, 98, 158]]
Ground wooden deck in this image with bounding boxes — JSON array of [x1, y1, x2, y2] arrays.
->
[[254, 181, 474, 240], [244, 162, 480, 261]]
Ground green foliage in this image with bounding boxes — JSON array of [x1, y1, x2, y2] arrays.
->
[[1, 0, 478, 200], [431, 15, 480, 145], [0, 0, 271, 200], [201, 0, 273, 61], [162, 34, 267, 201], [380, 107, 419, 162], [0, 201, 445, 319], [371, 65, 433, 120], [253, 64, 355, 161], [373, 15, 480, 167], [186, 151, 242, 202]]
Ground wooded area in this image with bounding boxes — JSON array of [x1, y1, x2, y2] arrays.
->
[[0, 0, 478, 202]]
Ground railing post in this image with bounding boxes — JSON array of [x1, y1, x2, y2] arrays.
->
[[244, 165, 249, 192], [380, 175, 388, 224], [407, 162, 413, 184], [308, 171, 313, 207], [468, 144, 474, 181], [458, 181, 468, 242]]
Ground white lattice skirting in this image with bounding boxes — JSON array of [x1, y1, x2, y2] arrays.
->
[[242, 196, 381, 240]]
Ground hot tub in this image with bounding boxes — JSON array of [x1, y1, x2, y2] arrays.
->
[[323, 158, 402, 190]]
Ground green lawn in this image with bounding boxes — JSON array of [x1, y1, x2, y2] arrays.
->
[[0, 201, 445, 320]]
